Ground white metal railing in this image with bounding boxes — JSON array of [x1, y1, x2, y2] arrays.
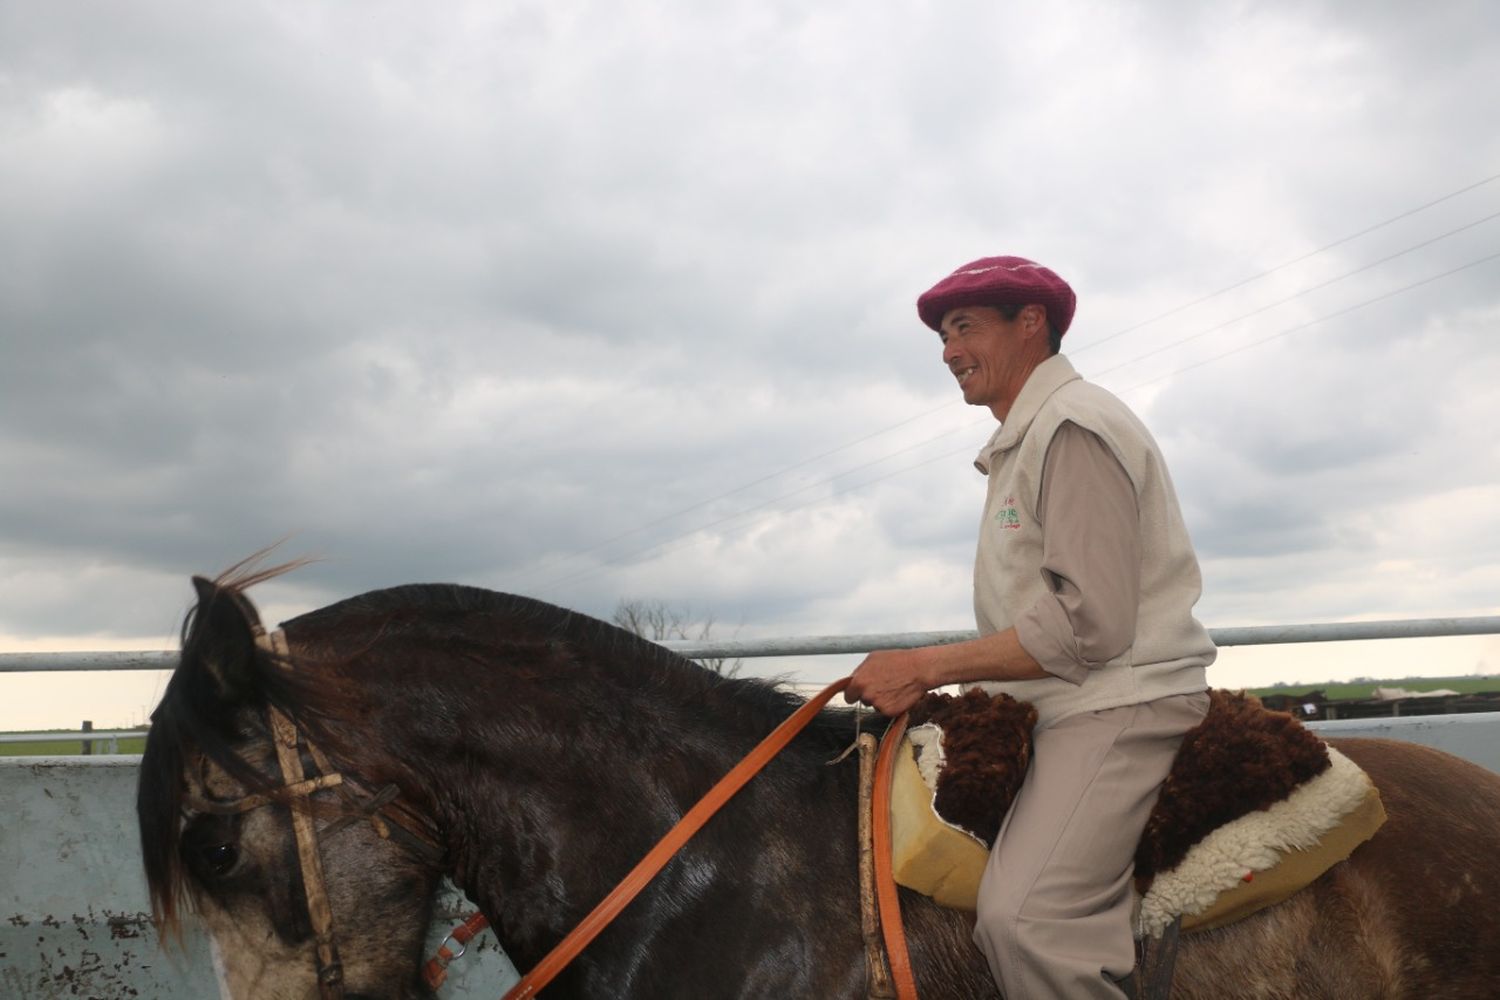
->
[[0, 730, 142, 753], [659, 616, 1500, 659], [0, 650, 177, 672], [2, 616, 1498, 671]]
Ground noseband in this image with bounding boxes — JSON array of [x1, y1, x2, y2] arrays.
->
[[187, 625, 443, 1000]]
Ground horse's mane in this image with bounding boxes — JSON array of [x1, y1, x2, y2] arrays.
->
[[287, 583, 863, 743], [139, 566, 872, 934]]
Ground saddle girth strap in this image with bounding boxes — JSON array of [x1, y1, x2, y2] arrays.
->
[[872, 713, 919, 1000]]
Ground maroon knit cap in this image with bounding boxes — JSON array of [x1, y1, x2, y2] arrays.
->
[[916, 256, 1077, 335]]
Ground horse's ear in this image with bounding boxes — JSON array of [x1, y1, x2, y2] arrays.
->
[[184, 575, 264, 704]]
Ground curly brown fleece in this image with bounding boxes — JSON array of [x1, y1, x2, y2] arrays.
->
[[1133, 689, 1329, 880], [908, 688, 1038, 846], [907, 689, 1330, 884]]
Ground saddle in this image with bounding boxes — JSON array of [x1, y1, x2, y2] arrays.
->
[[889, 689, 1387, 937]]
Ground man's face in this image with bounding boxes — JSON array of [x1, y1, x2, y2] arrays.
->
[[937, 304, 1044, 419]]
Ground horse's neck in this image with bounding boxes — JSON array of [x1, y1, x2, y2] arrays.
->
[[424, 671, 855, 962], [450, 672, 788, 828]]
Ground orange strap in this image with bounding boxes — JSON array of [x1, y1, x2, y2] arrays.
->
[[424, 911, 493, 990], [498, 677, 854, 1000], [872, 713, 919, 1000]]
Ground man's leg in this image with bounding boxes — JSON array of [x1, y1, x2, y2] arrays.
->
[[971, 693, 1208, 999]]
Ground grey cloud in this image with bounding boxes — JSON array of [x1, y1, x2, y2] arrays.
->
[[2, 0, 1498, 664]]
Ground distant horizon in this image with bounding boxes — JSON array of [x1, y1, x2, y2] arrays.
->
[[7, 669, 1500, 735], [5, 641, 1494, 734]]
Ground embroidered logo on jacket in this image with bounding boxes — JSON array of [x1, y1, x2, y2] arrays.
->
[[994, 495, 1022, 530]]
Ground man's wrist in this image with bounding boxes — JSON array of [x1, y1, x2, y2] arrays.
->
[[916, 643, 957, 689]]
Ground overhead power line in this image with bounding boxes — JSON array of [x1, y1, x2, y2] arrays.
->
[[531, 247, 1500, 597], [533, 438, 980, 598], [1071, 168, 1500, 356], [1115, 249, 1500, 396], [515, 396, 962, 582], [1090, 209, 1500, 379], [514, 172, 1500, 591], [530, 418, 990, 595]]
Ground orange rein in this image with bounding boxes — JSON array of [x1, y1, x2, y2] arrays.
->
[[426, 679, 919, 1000]]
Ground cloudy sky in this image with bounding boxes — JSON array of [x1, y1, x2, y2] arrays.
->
[[3, 0, 1498, 730]]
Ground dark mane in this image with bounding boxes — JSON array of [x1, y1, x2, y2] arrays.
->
[[284, 582, 873, 752]]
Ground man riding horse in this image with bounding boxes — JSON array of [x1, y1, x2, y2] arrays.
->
[[846, 256, 1215, 998]]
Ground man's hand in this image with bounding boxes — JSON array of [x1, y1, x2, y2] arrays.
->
[[844, 648, 933, 716], [844, 630, 1049, 716]]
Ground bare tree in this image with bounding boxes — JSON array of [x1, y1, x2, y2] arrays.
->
[[612, 598, 743, 677]]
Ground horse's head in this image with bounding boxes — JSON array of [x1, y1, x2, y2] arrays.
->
[[138, 573, 444, 1000]]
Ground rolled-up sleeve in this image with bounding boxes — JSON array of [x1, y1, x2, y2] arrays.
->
[[1014, 421, 1141, 684]]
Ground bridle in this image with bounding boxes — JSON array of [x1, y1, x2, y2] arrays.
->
[[185, 625, 443, 1000]]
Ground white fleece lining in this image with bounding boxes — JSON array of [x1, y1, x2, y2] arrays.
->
[[1134, 746, 1374, 938], [907, 723, 989, 846]]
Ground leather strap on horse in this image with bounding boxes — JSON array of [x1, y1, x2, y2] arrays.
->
[[270, 704, 346, 998], [498, 677, 855, 1000], [259, 626, 346, 1000], [872, 713, 919, 1000], [425, 911, 494, 990], [240, 625, 444, 998], [857, 732, 896, 999]]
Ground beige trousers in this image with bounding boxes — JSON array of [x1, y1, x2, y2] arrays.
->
[[971, 692, 1209, 999]]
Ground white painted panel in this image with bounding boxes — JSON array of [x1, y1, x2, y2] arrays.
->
[[1, 757, 518, 1000]]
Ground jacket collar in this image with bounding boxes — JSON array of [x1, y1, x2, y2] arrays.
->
[[974, 354, 1081, 474]]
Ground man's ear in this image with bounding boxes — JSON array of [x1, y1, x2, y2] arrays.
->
[[1021, 303, 1048, 337]]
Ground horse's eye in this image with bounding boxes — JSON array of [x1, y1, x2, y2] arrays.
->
[[181, 813, 244, 884], [202, 842, 239, 877]]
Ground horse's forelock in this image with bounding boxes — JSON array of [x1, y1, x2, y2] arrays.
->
[[138, 569, 312, 937]]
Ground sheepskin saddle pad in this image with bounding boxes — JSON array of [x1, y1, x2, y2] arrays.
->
[[888, 689, 1386, 937]]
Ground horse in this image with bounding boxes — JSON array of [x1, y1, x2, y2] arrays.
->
[[138, 567, 1500, 999]]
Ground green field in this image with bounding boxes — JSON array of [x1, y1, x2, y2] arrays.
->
[[1246, 676, 1500, 701], [0, 732, 148, 756]]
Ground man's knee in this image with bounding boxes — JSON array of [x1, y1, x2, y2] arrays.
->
[[972, 872, 1027, 960]]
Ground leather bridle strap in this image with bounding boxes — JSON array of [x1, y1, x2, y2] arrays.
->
[[257, 626, 346, 1000], [270, 704, 346, 999], [500, 677, 854, 1000], [185, 773, 344, 815]]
